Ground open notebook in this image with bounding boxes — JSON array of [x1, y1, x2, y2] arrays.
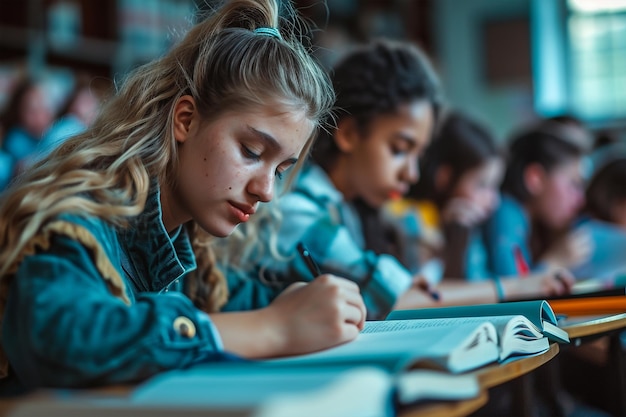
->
[[264, 321, 500, 373], [387, 300, 569, 344], [263, 300, 566, 374]]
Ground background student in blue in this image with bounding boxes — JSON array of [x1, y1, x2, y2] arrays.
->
[[559, 156, 626, 417], [483, 121, 593, 277], [569, 156, 626, 279], [387, 110, 503, 281], [585, 157, 626, 230], [227, 40, 574, 320], [0, 0, 366, 392], [0, 77, 55, 191]]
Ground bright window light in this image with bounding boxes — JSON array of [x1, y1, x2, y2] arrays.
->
[[568, 0, 626, 13]]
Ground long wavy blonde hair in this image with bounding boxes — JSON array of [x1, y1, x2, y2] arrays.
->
[[0, 0, 334, 313]]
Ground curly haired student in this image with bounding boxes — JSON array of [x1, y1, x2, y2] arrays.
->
[[0, 0, 366, 392]]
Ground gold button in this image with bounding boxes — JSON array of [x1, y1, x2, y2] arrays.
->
[[173, 316, 196, 338]]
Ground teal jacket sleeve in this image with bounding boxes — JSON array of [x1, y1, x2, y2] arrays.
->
[[275, 192, 412, 320], [2, 234, 229, 389], [221, 267, 283, 311]]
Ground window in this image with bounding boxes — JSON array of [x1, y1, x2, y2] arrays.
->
[[567, 0, 626, 122]]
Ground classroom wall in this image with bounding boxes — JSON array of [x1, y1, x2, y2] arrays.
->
[[432, 0, 533, 142]]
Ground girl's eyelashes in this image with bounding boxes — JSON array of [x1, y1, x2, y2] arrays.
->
[[275, 164, 295, 180], [390, 138, 415, 156], [242, 145, 261, 161], [391, 143, 408, 156], [242, 143, 291, 180]]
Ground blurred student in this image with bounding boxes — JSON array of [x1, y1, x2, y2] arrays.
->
[[37, 75, 109, 158], [0, 77, 54, 190], [386, 110, 503, 280], [483, 121, 592, 277], [0, 77, 54, 164], [0, 0, 365, 392], [568, 157, 626, 279], [586, 158, 626, 228], [559, 156, 626, 416], [227, 41, 573, 320]]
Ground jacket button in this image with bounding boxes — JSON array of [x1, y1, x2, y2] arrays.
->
[[173, 316, 196, 338]]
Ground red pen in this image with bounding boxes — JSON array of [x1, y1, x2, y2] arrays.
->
[[514, 246, 530, 276]]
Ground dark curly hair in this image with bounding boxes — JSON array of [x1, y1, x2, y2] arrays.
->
[[311, 39, 443, 170]]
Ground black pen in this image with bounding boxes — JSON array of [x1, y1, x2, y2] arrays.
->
[[415, 278, 440, 302], [297, 242, 322, 278]]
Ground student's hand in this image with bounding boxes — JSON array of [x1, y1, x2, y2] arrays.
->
[[541, 228, 593, 269], [264, 274, 366, 356], [441, 198, 490, 227], [394, 274, 441, 309], [504, 267, 575, 299]]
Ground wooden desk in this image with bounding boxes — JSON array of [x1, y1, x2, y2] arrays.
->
[[559, 313, 626, 416], [560, 312, 626, 341]]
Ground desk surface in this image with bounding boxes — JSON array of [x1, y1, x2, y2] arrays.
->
[[560, 313, 626, 339]]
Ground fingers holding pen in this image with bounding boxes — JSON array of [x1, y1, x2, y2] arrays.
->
[[315, 274, 367, 330], [295, 242, 367, 327], [551, 268, 575, 295], [269, 273, 367, 354]]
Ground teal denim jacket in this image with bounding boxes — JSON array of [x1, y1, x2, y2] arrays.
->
[[1, 186, 228, 390]]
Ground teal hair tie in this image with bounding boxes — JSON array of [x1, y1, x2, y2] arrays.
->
[[254, 27, 281, 40]]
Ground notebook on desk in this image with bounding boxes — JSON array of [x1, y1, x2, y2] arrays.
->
[[262, 300, 566, 375], [264, 321, 502, 373]]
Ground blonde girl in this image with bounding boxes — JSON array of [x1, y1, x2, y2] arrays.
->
[[0, 0, 365, 391]]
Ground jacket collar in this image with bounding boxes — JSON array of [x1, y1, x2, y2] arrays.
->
[[119, 183, 196, 293]]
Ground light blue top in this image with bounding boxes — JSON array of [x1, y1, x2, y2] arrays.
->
[[0, 151, 15, 191], [37, 114, 86, 158], [482, 194, 534, 277], [260, 163, 413, 320], [464, 229, 493, 281], [570, 217, 626, 279], [2, 127, 40, 162]]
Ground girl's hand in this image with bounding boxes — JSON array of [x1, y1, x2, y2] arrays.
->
[[394, 274, 441, 310], [442, 198, 490, 227], [263, 274, 366, 356], [504, 267, 575, 299]]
